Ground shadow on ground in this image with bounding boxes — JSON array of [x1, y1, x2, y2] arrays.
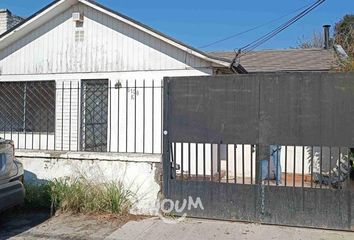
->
[[0, 170, 51, 240], [0, 210, 51, 240]]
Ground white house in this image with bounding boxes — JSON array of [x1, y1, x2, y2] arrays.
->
[[0, 0, 237, 153], [0, 0, 240, 213], [0, 0, 346, 214]]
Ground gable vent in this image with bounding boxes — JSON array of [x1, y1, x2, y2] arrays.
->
[[75, 30, 84, 42], [72, 12, 84, 22]]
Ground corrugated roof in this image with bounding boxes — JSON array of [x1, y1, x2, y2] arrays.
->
[[209, 48, 339, 72]]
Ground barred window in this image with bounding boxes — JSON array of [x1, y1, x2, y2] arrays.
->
[[0, 81, 56, 133]]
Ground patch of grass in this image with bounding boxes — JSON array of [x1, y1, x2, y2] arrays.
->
[[24, 183, 52, 210], [24, 177, 134, 215], [339, 58, 354, 72]]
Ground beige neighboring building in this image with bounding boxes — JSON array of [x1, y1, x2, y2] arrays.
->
[[210, 47, 344, 73]]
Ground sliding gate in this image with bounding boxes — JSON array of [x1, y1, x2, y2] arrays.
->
[[163, 72, 354, 230]]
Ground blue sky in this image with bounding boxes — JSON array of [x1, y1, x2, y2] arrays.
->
[[2, 0, 353, 51]]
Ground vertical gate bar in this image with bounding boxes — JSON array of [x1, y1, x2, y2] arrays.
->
[[211, 145, 213, 182], [38, 103, 41, 150], [161, 80, 163, 154], [320, 146, 323, 189], [311, 146, 314, 188], [77, 82, 79, 151], [250, 145, 253, 184], [46, 111, 49, 150], [10, 110, 13, 144], [218, 143, 221, 183], [2, 121, 4, 140], [48, 82, 51, 150], [181, 143, 184, 180], [347, 148, 350, 188], [143, 80, 145, 153], [117, 83, 120, 152], [24, 120, 27, 149], [203, 143, 206, 180], [17, 112, 20, 149], [276, 145, 279, 185], [301, 146, 305, 188], [31, 130, 34, 150], [126, 80, 128, 153], [242, 144, 245, 184], [348, 147, 350, 172], [173, 142, 177, 179], [188, 142, 191, 180], [268, 145, 270, 186], [9, 85, 17, 147], [255, 145, 261, 185], [293, 146, 296, 187], [109, 81, 112, 152], [24, 83, 27, 150], [170, 143, 174, 179], [196, 143, 198, 180], [134, 80, 137, 153], [2, 110, 5, 139], [162, 78, 170, 196], [31, 86, 34, 149], [226, 144, 229, 183], [69, 82, 72, 151], [234, 144, 237, 184], [61, 81, 64, 151], [338, 147, 341, 188], [31, 82, 34, 150], [285, 146, 288, 187], [329, 147, 332, 179], [152, 80, 155, 154]]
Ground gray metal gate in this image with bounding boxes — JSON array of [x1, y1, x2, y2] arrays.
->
[[163, 72, 354, 231], [81, 79, 109, 152]]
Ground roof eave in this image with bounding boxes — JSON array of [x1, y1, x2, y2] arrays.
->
[[0, 0, 78, 50], [0, 0, 233, 68]]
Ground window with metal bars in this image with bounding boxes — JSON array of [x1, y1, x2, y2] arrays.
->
[[0, 81, 56, 133], [80, 79, 108, 152]]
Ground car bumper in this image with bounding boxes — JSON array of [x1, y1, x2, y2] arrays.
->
[[0, 180, 25, 212]]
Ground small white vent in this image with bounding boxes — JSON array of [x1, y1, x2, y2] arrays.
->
[[72, 12, 83, 22]]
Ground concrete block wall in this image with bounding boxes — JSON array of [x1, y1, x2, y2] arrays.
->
[[0, 9, 9, 34], [0, 9, 23, 35], [16, 150, 163, 215]]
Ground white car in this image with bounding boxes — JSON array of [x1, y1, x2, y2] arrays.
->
[[0, 139, 25, 212]]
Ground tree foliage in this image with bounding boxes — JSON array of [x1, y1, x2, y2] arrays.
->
[[297, 31, 324, 49], [334, 15, 354, 71], [334, 14, 354, 57]]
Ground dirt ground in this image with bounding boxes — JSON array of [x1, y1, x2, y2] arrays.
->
[[0, 211, 143, 240]]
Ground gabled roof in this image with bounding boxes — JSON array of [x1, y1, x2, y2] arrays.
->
[[0, 0, 231, 68], [209, 48, 340, 73]]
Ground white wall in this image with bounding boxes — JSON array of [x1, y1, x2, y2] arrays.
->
[[17, 150, 162, 215]]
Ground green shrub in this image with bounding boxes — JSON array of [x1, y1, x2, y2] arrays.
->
[[339, 58, 354, 72], [24, 177, 134, 215], [24, 182, 52, 209]]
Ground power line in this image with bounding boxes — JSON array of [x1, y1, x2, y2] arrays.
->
[[240, 0, 325, 56], [198, 2, 315, 49], [241, 0, 325, 53]]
